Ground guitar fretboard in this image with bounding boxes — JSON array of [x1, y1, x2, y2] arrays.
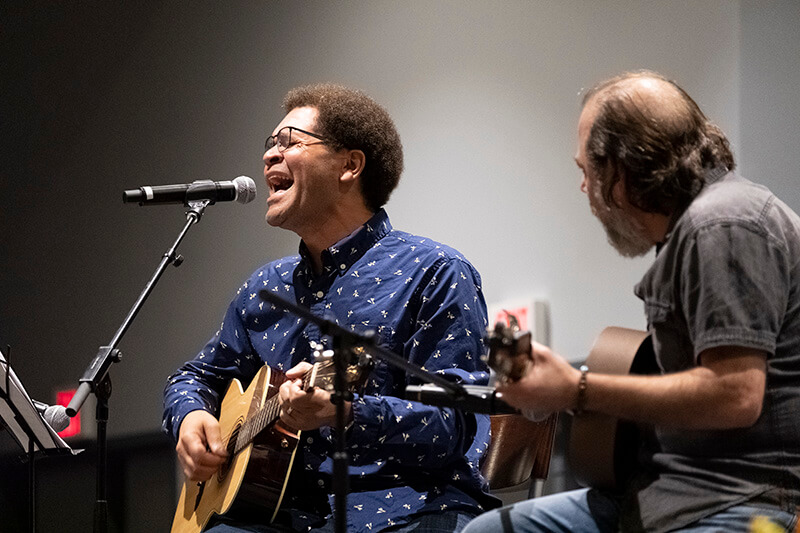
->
[[231, 364, 326, 455]]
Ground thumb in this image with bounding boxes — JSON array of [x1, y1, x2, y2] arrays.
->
[[203, 419, 227, 457]]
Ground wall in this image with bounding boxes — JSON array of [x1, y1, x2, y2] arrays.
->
[[5, 0, 800, 530], [739, 0, 800, 206], [0, 430, 176, 533], [1, 0, 743, 439]]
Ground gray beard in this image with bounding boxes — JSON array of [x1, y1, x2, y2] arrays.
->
[[589, 183, 653, 258]]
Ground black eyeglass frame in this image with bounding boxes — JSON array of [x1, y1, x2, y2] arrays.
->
[[265, 126, 329, 153]]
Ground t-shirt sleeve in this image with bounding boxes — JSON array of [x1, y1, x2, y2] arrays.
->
[[680, 220, 789, 358]]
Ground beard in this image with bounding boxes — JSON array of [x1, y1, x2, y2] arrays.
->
[[588, 180, 653, 258]]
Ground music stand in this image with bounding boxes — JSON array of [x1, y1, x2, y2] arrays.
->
[[1, 347, 77, 533]]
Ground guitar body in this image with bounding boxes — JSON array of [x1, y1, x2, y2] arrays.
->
[[568, 326, 657, 490], [171, 365, 300, 533]]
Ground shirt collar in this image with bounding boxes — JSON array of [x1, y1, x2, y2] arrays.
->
[[298, 209, 393, 277], [703, 165, 729, 186], [656, 166, 730, 254]]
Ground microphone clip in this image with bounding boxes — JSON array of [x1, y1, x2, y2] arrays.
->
[[186, 198, 211, 222]]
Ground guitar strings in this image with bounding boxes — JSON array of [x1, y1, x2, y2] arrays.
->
[[216, 362, 331, 454]]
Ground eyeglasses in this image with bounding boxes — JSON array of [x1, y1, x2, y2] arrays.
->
[[265, 126, 328, 153]]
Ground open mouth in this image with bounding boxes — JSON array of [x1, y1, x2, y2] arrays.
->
[[268, 175, 294, 194]]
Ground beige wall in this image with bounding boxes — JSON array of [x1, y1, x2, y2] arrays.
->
[[2, 1, 797, 437]]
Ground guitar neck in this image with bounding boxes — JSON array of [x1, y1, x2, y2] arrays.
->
[[233, 394, 282, 455], [232, 365, 320, 455]]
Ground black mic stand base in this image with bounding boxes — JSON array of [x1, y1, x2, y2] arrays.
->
[[93, 375, 111, 533]]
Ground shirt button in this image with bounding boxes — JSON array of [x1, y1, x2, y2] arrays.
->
[[307, 436, 314, 444], [317, 479, 325, 487], [340, 263, 346, 270], [316, 291, 324, 298]]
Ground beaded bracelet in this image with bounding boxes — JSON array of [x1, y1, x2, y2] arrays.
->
[[572, 364, 589, 416]]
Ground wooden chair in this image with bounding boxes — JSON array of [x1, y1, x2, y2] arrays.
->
[[481, 413, 558, 496]]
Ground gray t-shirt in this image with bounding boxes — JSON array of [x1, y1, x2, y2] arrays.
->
[[623, 172, 800, 532]]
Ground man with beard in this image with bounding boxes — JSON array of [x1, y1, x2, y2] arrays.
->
[[463, 70, 800, 532], [164, 84, 498, 532]]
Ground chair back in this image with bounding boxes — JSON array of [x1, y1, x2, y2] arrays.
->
[[481, 413, 558, 489]]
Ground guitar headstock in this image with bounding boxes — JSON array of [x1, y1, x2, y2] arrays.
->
[[485, 313, 532, 383], [307, 342, 373, 394]]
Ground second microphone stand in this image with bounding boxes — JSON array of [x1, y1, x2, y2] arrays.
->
[[258, 289, 468, 533]]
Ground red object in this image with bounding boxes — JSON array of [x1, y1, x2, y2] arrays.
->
[[55, 389, 80, 438], [493, 306, 529, 329]]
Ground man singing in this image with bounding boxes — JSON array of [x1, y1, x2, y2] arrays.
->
[[163, 84, 498, 532]]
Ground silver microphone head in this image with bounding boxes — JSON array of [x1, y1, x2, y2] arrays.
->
[[44, 404, 70, 432], [232, 176, 257, 204]]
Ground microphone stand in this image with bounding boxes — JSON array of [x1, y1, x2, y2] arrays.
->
[[257, 290, 467, 533], [65, 200, 211, 533]]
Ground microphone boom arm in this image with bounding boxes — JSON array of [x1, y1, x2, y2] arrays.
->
[[257, 290, 468, 398], [257, 289, 471, 533], [66, 206, 204, 417]]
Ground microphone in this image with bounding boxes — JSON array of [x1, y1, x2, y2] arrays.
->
[[32, 399, 70, 432], [123, 176, 257, 206], [405, 384, 519, 415]]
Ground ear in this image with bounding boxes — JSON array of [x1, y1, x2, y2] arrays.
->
[[340, 149, 366, 184], [611, 179, 626, 206], [609, 167, 628, 208]]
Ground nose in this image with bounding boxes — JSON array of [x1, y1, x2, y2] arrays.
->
[[580, 175, 588, 194], [263, 145, 283, 168]]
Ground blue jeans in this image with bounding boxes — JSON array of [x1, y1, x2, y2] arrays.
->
[[461, 488, 798, 533], [204, 509, 476, 533]]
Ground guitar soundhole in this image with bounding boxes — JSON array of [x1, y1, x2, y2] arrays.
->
[[217, 424, 241, 482]]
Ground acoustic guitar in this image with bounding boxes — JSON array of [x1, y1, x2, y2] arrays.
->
[[170, 348, 370, 533], [485, 320, 657, 491], [568, 326, 657, 490], [485, 314, 532, 384]]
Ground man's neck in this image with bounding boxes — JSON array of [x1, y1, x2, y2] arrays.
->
[[300, 207, 374, 275], [640, 210, 672, 245]]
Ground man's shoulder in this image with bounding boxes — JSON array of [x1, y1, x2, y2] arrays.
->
[[241, 254, 302, 285], [675, 174, 800, 255], [382, 228, 473, 265], [682, 174, 774, 230]]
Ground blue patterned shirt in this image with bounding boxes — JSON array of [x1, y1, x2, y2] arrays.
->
[[163, 209, 498, 531]]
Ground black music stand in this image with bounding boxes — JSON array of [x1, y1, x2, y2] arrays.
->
[[1, 347, 77, 533]]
